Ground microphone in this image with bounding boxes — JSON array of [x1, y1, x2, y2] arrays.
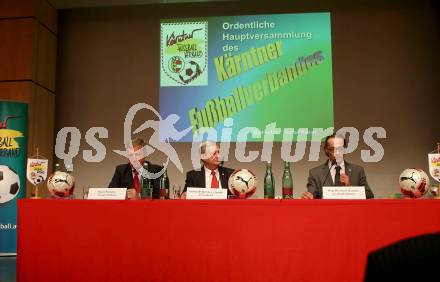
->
[[142, 161, 149, 177]]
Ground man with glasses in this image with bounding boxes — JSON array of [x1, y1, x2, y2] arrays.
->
[[302, 134, 374, 199], [109, 137, 162, 199]]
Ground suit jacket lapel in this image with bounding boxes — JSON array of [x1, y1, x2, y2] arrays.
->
[[345, 161, 352, 181], [322, 161, 334, 186], [219, 167, 229, 189], [199, 166, 206, 188], [124, 163, 134, 187]]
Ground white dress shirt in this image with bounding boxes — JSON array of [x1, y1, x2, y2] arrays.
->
[[204, 166, 222, 188], [329, 161, 346, 184]]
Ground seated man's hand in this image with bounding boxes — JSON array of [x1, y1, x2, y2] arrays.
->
[[126, 188, 140, 200], [340, 174, 350, 186], [180, 192, 187, 199], [301, 191, 314, 199]]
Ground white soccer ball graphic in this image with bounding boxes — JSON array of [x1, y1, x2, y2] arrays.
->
[[30, 172, 45, 185], [228, 169, 257, 198], [47, 171, 75, 198], [0, 165, 20, 204], [34, 174, 45, 185], [399, 168, 430, 198], [179, 60, 201, 84]]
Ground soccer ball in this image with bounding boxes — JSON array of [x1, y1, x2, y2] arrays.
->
[[0, 165, 20, 204], [34, 174, 45, 185], [47, 171, 75, 198], [30, 172, 45, 185], [179, 60, 201, 84], [399, 168, 430, 198], [228, 169, 257, 198]]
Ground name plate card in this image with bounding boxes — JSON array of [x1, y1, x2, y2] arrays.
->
[[323, 186, 366, 199], [186, 187, 228, 200], [87, 188, 127, 200]]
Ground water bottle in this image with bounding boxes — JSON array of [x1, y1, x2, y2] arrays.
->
[[282, 161, 293, 199], [159, 167, 170, 199], [264, 161, 275, 199], [141, 162, 152, 199]]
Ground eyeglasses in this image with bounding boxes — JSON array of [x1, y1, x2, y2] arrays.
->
[[326, 147, 345, 153]]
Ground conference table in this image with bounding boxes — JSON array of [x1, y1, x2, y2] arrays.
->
[[17, 199, 440, 282]]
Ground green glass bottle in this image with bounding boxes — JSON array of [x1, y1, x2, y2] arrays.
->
[[159, 167, 170, 199], [141, 162, 152, 199], [65, 163, 75, 199], [54, 163, 61, 172], [282, 161, 293, 199], [264, 161, 275, 199]]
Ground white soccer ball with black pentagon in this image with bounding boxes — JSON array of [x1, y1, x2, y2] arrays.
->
[[179, 60, 201, 84], [399, 168, 430, 198], [30, 172, 45, 185], [228, 169, 257, 198], [0, 165, 20, 204], [34, 174, 45, 185], [47, 171, 75, 198]]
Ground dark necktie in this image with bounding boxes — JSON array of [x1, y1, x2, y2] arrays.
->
[[211, 170, 219, 188], [132, 169, 141, 193], [334, 166, 342, 186]]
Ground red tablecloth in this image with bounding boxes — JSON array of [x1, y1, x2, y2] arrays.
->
[[17, 199, 440, 282]]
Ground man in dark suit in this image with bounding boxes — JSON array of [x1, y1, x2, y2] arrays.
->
[[109, 138, 162, 199], [181, 141, 234, 199], [302, 134, 374, 199]]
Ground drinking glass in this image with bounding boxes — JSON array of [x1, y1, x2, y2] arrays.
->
[[172, 185, 182, 199], [82, 185, 89, 199]]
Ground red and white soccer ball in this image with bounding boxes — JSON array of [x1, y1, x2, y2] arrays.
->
[[228, 169, 257, 198], [399, 168, 430, 198], [0, 165, 20, 204], [47, 171, 75, 198]]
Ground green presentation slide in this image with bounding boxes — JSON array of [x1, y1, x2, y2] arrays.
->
[[160, 12, 333, 141]]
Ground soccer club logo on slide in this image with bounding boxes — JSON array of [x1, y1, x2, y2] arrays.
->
[[160, 21, 208, 86]]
